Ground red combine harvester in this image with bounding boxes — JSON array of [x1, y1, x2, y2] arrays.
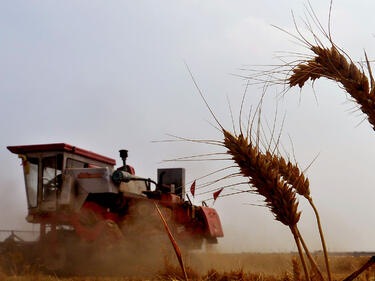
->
[[2, 143, 223, 273]]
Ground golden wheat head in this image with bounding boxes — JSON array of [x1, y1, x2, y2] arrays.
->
[[289, 45, 375, 130], [223, 129, 301, 226], [265, 151, 310, 198]]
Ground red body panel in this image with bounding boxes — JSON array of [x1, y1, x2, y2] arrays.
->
[[70, 202, 121, 242], [200, 206, 224, 237], [7, 143, 116, 165]]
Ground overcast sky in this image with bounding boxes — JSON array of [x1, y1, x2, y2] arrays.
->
[[1, 0, 375, 253]]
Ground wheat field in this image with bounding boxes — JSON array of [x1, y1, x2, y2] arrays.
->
[[0, 253, 373, 281]]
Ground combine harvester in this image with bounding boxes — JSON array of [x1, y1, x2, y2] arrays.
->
[[1, 143, 223, 273]]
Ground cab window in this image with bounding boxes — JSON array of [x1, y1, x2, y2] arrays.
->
[[42, 155, 62, 200], [25, 157, 38, 207], [66, 158, 87, 168]]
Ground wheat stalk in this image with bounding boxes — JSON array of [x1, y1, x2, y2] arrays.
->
[[295, 226, 324, 281], [154, 202, 188, 281], [290, 225, 311, 281]]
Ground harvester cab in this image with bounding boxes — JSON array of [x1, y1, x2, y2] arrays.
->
[[5, 143, 223, 266], [7, 143, 117, 218]]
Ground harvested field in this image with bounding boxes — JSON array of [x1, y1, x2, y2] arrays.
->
[[0, 253, 374, 281]]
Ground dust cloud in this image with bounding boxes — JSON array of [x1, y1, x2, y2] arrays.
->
[[0, 180, 30, 232]]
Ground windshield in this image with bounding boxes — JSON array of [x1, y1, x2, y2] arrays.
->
[[24, 158, 38, 208], [42, 155, 62, 200]]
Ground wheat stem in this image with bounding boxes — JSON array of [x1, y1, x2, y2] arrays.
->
[[291, 225, 311, 281], [295, 226, 324, 281], [343, 256, 375, 281], [154, 202, 188, 281], [308, 197, 332, 281]]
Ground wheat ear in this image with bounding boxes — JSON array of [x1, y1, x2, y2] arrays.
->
[[289, 45, 375, 131], [223, 130, 301, 226], [223, 129, 311, 280], [265, 152, 310, 197]]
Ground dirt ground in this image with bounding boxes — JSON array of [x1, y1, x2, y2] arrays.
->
[[0, 252, 374, 281], [187, 252, 374, 275]]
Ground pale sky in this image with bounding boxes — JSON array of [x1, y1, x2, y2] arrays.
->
[[1, 0, 375, 253]]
